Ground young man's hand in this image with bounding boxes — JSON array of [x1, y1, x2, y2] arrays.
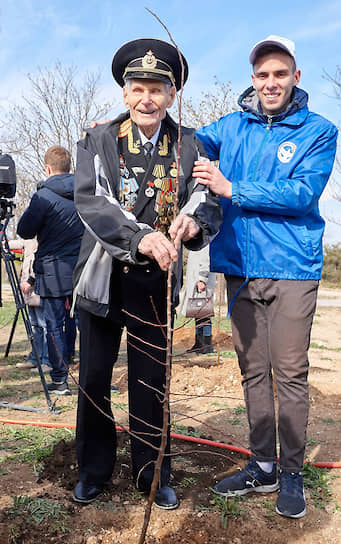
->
[[193, 161, 232, 199]]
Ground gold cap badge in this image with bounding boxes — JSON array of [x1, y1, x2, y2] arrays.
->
[[142, 50, 157, 69]]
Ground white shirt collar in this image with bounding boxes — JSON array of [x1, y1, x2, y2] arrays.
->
[[138, 124, 161, 150]]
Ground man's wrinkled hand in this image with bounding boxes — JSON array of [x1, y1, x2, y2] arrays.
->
[[138, 231, 178, 271], [169, 214, 200, 249]]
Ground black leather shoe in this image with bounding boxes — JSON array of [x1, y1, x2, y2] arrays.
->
[[154, 485, 179, 510], [73, 481, 103, 504]]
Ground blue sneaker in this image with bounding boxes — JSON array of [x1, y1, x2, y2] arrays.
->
[[276, 471, 306, 518], [214, 459, 279, 497], [154, 485, 179, 510]]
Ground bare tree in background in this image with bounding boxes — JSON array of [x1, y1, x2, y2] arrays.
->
[[181, 76, 238, 129], [0, 62, 115, 226], [323, 67, 341, 224]]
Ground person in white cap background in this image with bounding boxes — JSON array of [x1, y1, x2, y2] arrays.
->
[[193, 35, 338, 518], [72, 38, 222, 509]]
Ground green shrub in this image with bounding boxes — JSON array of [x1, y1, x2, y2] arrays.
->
[[322, 244, 341, 285]]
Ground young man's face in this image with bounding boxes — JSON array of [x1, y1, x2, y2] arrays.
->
[[251, 52, 301, 116], [123, 78, 176, 138]]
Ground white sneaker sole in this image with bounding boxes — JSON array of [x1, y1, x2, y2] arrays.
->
[[153, 499, 179, 510], [47, 389, 71, 395], [276, 505, 306, 518], [214, 480, 279, 497]]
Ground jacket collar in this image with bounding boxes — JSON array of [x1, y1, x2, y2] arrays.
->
[[238, 86, 309, 126], [39, 173, 74, 200]]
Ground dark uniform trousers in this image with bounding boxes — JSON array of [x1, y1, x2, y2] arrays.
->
[[76, 260, 171, 490]]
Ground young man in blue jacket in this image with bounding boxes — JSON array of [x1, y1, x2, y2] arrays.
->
[[193, 35, 338, 518], [17, 146, 84, 395]]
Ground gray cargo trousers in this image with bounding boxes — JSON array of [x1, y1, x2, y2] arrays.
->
[[226, 276, 319, 472]]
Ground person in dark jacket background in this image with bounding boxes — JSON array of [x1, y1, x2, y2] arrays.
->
[[17, 145, 84, 395], [193, 35, 337, 519]]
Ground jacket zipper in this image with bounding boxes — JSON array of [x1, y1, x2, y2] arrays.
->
[[266, 115, 273, 130], [246, 117, 272, 278]]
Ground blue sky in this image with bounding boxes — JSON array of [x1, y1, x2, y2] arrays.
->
[[1, 0, 341, 242]]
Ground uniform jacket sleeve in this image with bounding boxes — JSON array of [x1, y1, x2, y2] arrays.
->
[[180, 130, 223, 249]]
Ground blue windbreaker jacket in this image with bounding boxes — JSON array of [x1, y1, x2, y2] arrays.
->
[[196, 86, 338, 280]]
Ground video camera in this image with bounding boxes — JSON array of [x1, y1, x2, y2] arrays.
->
[[0, 150, 16, 198], [0, 150, 58, 412], [0, 150, 16, 221]]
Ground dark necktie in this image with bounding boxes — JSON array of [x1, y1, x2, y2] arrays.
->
[[143, 141, 153, 163]]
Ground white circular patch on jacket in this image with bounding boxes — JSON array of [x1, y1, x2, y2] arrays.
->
[[277, 141, 297, 163]]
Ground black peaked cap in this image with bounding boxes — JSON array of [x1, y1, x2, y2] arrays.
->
[[112, 37, 188, 91]]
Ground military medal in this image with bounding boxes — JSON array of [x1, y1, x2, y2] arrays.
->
[[153, 173, 176, 236], [132, 166, 145, 176], [160, 178, 169, 191], [119, 155, 130, 179], [153, 164, 166, 178], [145, 187, 154, 197], [169, 162, 177, 178], [119, 174, 139, 210]]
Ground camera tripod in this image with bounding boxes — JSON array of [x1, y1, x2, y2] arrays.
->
[[0, 199, 60, 413]]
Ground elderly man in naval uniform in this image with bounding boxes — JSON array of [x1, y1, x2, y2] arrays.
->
[[72, 37, 222, 509]]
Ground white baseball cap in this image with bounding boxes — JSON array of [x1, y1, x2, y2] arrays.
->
[[249, 35, 296, 65]]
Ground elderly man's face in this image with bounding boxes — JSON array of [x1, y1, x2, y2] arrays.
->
[[251, 52, 301, 116], [123, 79, 176, 138]]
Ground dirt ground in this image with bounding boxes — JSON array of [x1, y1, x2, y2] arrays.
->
[[0, 287, 341, 543]]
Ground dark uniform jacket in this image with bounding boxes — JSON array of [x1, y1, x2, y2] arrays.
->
[[73, 112, 223, 317], [17, 173, 84, 297]]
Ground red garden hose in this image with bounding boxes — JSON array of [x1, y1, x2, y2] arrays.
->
[[0, 417, 340, 468]]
